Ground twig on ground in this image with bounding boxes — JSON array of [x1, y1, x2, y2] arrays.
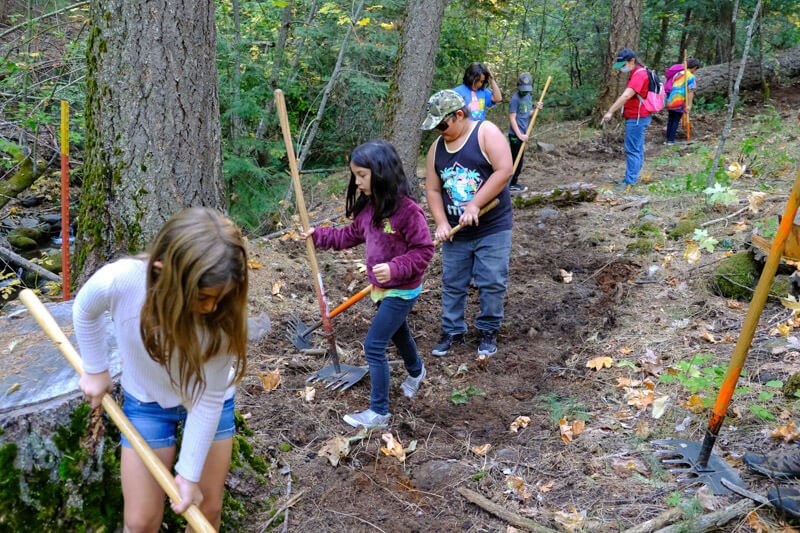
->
[[326, 510, 387, 533], [258, 490, 306, 533], [457, 487, 561, 532], [281, 475, 292, 533], [622, 507, 686, 533], [653, 498, 756, 532], [716, 274, 782, 301], [581, 259, 616, 285], [701, 206, 749, 227]]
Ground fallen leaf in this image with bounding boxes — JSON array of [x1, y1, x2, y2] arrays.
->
[[586, 356, 614, 370], [319, 435, 350, 466], [770, 323, 792, 337], [782, 295, 800, 311], [256, 369, 281, 391], [683, 394, 707, 413], [745, 510, 769, 533], [771, 420, 800, 443], [731, 404, 743, 418], [538, 480, 555, 492], [356, 262, 368, 273], [615, 377, 642, 389], [651, 396, 669, 419], [635, 419, 650, 439], [662, 253, 675, 268], [640, 349, 663, 377], [559, 269, 573, 284], [612, 457, 650, 478], [559, 418, 585, 444], [697, 485, 721, 511], [553, 507, 586, 532], [272, 280, 284, 295], [381, 433, 406, 461], [727, 299, 743, 309], [726, 161, 745, 179], [625, 388, 655, 410], [506, 527, 521, 533], [248, 259, 263, 270], [684, 243, 701, 264], [297, 386, 316, 402], [747, 190, 765, 212], [472, 443, 492, 456], [506, 475, 531, 499], [700, 331, 719, 344], [510, 416, 531, 433], [618, 346, 634, 355]]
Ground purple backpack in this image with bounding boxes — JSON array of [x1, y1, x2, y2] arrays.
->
[[664, 64, 686, 94]]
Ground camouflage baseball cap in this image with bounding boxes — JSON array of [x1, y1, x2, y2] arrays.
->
[[420, 90, 466, 130]]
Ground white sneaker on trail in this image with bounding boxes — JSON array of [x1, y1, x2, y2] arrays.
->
[[400, 365, 426, 398], [343, 409, 391, 429]]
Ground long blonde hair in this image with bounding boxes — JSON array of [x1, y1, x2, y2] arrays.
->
[[139, 207, 248, 402]]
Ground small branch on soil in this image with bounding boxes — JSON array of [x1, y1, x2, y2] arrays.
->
[[716, 274, 782, 301], [618, 197, 650, 211], [700, 206, 749, 227], [580, 259, 616, 285], [653, 498, 756, 533], [0, 246, 60, 282], [456, 487, 561, 532], [622, 507, 686, 533], [258, 489, 305, 533], [327, 510, 388, 533]]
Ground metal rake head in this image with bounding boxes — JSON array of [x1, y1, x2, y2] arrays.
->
[[285, 313, 313, 350], [652, 439, 743, 495], [307, 363, 368, 391]]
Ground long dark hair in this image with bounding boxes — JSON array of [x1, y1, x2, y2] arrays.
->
[[346, 140, 413, 227], [463, 62, 490, 89]]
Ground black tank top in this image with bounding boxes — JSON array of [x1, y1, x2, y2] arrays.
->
[[433, 121, 512, 241]]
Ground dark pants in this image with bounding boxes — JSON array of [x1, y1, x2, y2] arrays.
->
[[508, 134, 524, 185], [364, 296, 422, 415], [666, 110, 683, 142]]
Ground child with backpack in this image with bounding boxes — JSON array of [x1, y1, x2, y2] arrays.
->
[[600, 48, 655, 189], [301, 140, 435, 429], [664, 58, 700, 144], [74, 207, 249, 531]]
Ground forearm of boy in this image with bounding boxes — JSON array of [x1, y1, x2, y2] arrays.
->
[[425, 143, 452, 242], [460, 122, 512, 226]]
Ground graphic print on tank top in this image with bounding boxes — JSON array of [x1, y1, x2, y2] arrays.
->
[[440, 162, 481, 217]]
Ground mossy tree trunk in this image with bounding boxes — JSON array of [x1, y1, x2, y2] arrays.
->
[[592, 0, 643, 125], [76, 0, 223, 283], [382, 0, 447, 192]]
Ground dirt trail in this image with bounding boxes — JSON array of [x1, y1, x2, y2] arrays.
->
[[234, 84, 800, 531]]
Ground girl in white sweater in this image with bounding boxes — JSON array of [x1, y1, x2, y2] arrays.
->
[[74, 207, 248, 532]]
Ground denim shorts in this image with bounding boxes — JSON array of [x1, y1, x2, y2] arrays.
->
[[120, 390, 236, 449]]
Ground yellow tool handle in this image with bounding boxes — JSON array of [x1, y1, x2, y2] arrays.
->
[[18, 289, 216, 533]]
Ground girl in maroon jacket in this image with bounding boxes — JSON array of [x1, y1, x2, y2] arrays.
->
[[302, 140, 434, 429]]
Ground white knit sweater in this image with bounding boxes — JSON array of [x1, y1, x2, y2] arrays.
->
[[73, 258, 236, 482]]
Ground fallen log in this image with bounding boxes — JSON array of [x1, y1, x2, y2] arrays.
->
[[512, 182, 597, 208], [456, 487, 560, 533], [653, 498, 756, 533], [694, 44, 800, 99], [0, 246, 61, 283], [623, 507, 686, 533]]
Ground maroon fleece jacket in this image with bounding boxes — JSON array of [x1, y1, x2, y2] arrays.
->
[[312, 196, 434, 290]]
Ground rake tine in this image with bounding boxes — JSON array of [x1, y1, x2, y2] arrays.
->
[[306, 375, 323, 384], [661, 458, 691, 464]]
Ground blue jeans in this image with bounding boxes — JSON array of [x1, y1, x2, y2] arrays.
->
[[441, 229, 512, 335], [624, 115, 651, 184], [364, 296, 422, 415], [120, 390, 236, 449]]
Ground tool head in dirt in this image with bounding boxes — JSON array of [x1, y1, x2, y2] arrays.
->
[[652, 439, 744, 495], [306, 363, 368, 391], [285, 312, 314, 350]]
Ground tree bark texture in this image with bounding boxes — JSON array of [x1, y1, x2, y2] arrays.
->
[[694, 43, 800, 98], [77, 0, 223, 280], [382, 0, 448, 188], [593, 0, 643, 124]]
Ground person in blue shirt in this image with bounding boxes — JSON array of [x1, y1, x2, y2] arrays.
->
[[452, 62, 502, 121]]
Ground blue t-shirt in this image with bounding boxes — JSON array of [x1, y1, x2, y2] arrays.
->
[[508, 91, 533, 138], [453, 84, 494, 121]]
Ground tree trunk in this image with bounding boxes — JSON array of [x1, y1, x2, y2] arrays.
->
[[254, 0, 294, 141], [677, 8, 692, 62], [382, 0, 448, 190], [76, 0, 223, 281], [715, 0, 734, 64], [651, 15, 669, 70], [593, 0, 643, 124], [693, 43, 800, 98], [230, 0, 245, 139]]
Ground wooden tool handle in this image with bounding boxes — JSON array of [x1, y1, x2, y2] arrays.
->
[[434, 198, 500, 245], [18, 290, 216, 533], [512, 76, 552, 176]]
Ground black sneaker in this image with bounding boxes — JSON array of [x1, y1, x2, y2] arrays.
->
[[744, 449, 800, 479], [477, 330, 498, 356], [432, 332, 464, 357], [768, 484, 800, 519]]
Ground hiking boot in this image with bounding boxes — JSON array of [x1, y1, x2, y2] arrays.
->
[[509, 184, 528, 193], [432, 332, 465, 357], [768, 484, 800, 519], [743, 448, 800, 479], [613, 180, 633, 192], [400, 365, 426, 398], [477, 330, 498, 356], [343, 409, 391, 429]]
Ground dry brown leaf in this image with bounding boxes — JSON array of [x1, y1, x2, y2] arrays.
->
[[297, 386, 316, 402], [506, 475, 531, 499], [256, 369, 281, 391], [271, 280, 284, 295], [683, 394, 707, 413], [618, 346, 634, 355], [381, 433, 406, 461], [684, 243, 701, 264], [615, 377, 642, 389], [662, 253, 675, 268], [770, 323, 792, 337], [651, 396, 669, 419], [700, 331, 719, 343], [726, 161, 746, 179], [318, 435, 350, 466], [730, 404, 743, 418], [510, 416, 531, 433], [506, 527, 521, 533], [771, 420, 800, 443], [559, 418, 585, 444], [747, 190, 766, 212], [559, 269, 573, 284], [611, 457, 650, 478], [625, 388, 655, 410], [471, 443, 492, 457], [635, 420, 650, 439], [553, 507, 586, 532], [727, 299, 743, 309], [640, 349, 663, 377], [538, 480, 556, 492], [745, 511, 769, 533], [572, 420, 585, 436], [586, 356, 614, 370], [248, 259, 263, 270], [696, 485, 721, 511]]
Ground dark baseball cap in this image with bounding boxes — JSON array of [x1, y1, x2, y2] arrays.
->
[[517, 72, 533, 92], [613, 49, 636, 68]]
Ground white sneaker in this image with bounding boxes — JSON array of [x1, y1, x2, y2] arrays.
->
[[343, 409, 391, 429], [400, 365, 426, 398]]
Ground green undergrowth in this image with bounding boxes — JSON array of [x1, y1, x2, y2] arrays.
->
[[0, 404, 266, 531]]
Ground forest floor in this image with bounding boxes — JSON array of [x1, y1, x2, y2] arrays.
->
[[221, 83, 800, 532]]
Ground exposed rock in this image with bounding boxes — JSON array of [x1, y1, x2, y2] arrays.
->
[[7, 234, 37, 250], [537, 141, 556, 153], [412, 459, 471, 492]]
